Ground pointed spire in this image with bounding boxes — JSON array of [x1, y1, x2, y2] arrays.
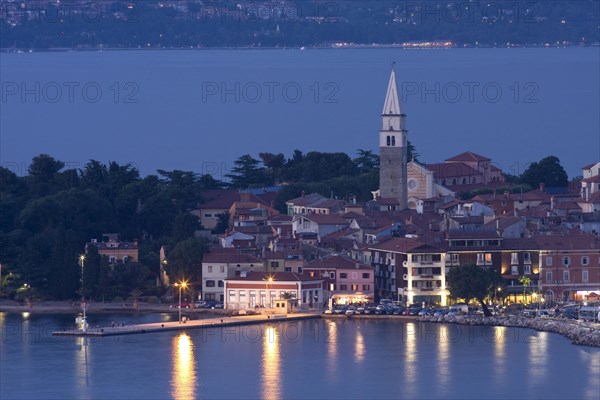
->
[[382, 65, 402, 116]]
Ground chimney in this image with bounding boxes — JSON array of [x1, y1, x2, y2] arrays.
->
[[539, 182, 545, 192], [301, 191, 305, 198]]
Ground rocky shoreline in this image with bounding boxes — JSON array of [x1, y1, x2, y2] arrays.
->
[[419, 314, 600, 348]]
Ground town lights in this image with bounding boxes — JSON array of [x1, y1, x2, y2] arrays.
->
[[175, 281, 188, 323]]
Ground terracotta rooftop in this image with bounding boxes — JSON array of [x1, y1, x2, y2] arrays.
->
[[225, 271, 321, 282], [445, 151, 491, 162], [305, 255, 373, 270], [368, 237, 424, 253], [203, 250, 264, 264], [426, 162, 481, 179], [533, 234, 600, 251]]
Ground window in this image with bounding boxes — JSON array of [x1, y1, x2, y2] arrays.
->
[[562, 257, 571, 267], [220, 265, 225, 273], [329, 283, 335, 291], [545, 256, 553, 266], [109, 256, 116, 264], [297, 267, 303, 274], [352, 272, 357, 279], [582, 256, 589, 266], [362, 284, 370, 291], [271, 261, 279, 269], [228, 290, 236, 304], [523, 252, 531, 264], [309, 271, 316, 277], [362, 273, 370, 279], [386, 136, 391, 146], [207, 266, 213, 273], [329, 272, 335, 279], [206, 280, 215, 287], [477, 253, 485, 265], [524, 265, 531, 275], [351, 284, 358, 291], [563, 270, 570, 283], [340, 284, 347, 291], [546, 271, 552, 283], [392, 136, 396, 146], [582, 270, 589, 283], [204, 214, 212, 217], [511, 265, 519, 275], [511, 253, 519, 265], [340, 273, 348, 279], [218, 280, 224, 287], [285, 267, 292, 272]]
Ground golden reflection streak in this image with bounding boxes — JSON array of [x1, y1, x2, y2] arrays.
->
[[261, 326, 281, 400], [527, 331, 548, 387], [171, 333, 197, 400], [404, 322, 417, 397], [493, 326, 506, 384], [75, 336, 91, 395], [326, 321, 337, 375], [354, 328, 365, 363], [437, 325, 450, 390]]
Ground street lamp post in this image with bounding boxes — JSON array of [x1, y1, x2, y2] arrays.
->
[[79, 254, 87, 333], [175, 281, 188, 323]]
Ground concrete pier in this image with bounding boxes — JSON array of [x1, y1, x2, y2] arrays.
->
[[52, 312, 321, 337]]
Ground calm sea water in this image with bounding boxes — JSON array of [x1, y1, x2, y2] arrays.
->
[[1, 312, 598, 400], [0, 48, 598, 178]]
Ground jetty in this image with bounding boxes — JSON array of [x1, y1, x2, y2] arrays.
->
[[52, 312, 321, 337]]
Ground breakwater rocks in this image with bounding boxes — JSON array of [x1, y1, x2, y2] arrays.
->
[[419, 314, 600, 348]]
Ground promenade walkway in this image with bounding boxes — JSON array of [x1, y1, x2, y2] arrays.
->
[[52, 312, 321, 337]]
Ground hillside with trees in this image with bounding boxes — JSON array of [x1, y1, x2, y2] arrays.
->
[[0, 150, 571, 301]]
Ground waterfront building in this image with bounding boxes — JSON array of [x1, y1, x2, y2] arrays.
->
[[224, 271, 323, 310]]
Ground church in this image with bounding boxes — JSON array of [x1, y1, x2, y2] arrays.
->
[[373, 67, 455, 211]]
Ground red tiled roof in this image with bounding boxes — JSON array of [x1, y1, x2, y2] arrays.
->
[[203, 250, 264, 264], [426, 162, 481, 179], [226, 271, 320, 282], [301, 214, 349, 225], [582, 162, 599, 170], [533, 234, 600, 251], [368, 237, 423, 253], [305, 255, 373, 270], [582, 175, 600, 183], [445, 151, 491, 162]]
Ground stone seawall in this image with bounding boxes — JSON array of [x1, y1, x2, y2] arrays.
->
[[419, 315, 600, 348]]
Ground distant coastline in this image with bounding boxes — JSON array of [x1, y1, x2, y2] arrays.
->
[[2, 43, 598, 53]]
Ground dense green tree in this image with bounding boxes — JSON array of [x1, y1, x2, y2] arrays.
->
[[354, 149, 379, 172], [26, 154, 64, 197], [520, 156, 569, 188], [446, 264, 503, 317], [165, 238, 206, 284], [225, 154, 269, 188], [171, 213, 201, 243]]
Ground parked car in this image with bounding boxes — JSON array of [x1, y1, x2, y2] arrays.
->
[[194, 301, 206, 308], [170, 302, 191, 309], [345, 306, 356, 316], [202, 300, 217, 308], [214, 302, 224, 309], [365, 307, 377, 315], [433, 308, 449, 317], [392, 307, 405, 315], [356, 307, 366, 315]]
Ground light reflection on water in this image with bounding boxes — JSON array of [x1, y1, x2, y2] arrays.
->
[[1, 313, 599, 400], [493, 326, 507, 385], [404, 322, 417, 398], [354, 328, 365, 363], [171, 333, 197, 400], [261, 326, 281, 400], [437, 325, 450, 393]]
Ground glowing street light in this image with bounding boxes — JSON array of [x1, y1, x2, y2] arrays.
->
[[175, 281, 188, 323], [79, 254, 87, 333]]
